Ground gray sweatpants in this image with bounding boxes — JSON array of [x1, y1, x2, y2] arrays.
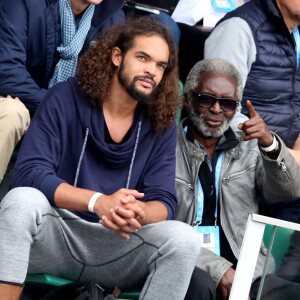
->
[[0, 187, 201, 300]]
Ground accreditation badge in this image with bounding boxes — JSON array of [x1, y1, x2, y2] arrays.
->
[[194, 226, 220, 256]]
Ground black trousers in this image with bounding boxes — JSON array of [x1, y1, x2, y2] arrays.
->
[[186, 268, 300, 300], [185, 267, 215, 300]]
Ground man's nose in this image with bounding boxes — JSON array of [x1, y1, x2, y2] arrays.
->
[[145, 62, 157, 77], [210, 101, 223, 113]]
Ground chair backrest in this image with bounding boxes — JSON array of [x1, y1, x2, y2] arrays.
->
[[263, 224, 293, 272]]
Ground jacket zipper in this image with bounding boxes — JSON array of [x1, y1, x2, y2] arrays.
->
[[222, 163, 256, 182], [280, 160, 287, 171], [175, 178, 194, 190]]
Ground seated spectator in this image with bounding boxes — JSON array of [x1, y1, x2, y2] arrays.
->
[[0, 96, 29, 187], [204, 0, 300, 150], [175, 58, 300, 299], [0, 0, 125, 115], [0, 18, 200, 299]]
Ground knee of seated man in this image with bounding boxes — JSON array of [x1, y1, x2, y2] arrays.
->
[[11, 100, 30, 130], [1, 187, 50, 215], [1, 99, 30, 131], [163, 220, 201, 257]]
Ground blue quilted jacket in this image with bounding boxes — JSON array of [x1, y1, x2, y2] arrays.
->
[[220, 0, 300, 148]]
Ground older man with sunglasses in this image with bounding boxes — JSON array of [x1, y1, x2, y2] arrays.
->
[[175, 58, 300, 300]]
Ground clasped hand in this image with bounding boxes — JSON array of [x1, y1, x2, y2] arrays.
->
[[94, 188, 145, 239]]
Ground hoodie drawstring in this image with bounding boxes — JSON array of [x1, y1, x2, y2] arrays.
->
[[74, 128, 89, 187], [126, 121, 142, 189], [74, 121, 142, 189]]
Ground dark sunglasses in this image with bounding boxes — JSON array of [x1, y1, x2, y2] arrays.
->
[[191, 92, 239, 112]]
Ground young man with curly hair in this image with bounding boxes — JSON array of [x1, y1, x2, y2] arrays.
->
[[0, 17, 201, 300]]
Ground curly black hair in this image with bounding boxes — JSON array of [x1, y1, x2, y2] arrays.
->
[[77, 16, 179, 131]]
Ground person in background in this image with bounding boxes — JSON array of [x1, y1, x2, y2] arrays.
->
[[0, 0, 125, 115], [0, 17, 200, 300], [176, 58, 300, 299], [205, 0, 300, 150]]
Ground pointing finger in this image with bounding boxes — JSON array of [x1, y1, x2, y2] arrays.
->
[[246, 100, 257, 119]]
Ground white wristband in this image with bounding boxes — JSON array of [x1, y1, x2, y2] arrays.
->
[[260, 135, 278, 152], [88, 192, 103, 213]]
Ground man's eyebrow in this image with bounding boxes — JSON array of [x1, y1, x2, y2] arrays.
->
[[136, 51, 168, 65]]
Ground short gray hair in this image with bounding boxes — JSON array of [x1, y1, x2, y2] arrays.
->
[[184, 59, 243, 101]]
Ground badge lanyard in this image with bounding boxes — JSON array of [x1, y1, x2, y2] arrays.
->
[[293, 27, 300, 69], [194, 152, 223, 226]]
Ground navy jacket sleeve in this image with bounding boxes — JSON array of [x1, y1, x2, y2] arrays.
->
[[0, 0, 48, 112], [11, 84, 69, 205], [140, 125, 178, 220]]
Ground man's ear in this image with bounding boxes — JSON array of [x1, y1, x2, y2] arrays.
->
[[111, 47, 122, 67]]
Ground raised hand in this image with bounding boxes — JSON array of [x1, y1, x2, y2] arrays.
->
[[238, 100, 273, 147]]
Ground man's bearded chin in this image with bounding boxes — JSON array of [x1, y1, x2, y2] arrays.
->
[[118, 64, 156, 104], [189, 106, 231, 138], [126, 80, 156, 104]]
